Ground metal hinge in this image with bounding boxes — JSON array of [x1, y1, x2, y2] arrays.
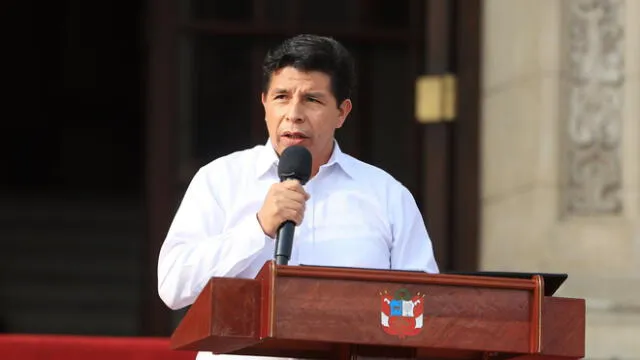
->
[[415, 73, 457, 123]]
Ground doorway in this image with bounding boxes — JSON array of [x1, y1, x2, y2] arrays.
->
[[144, 0, 481, 335], [1, 1, 145, 335]]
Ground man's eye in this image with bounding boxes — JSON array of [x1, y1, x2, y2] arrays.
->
[[306, 97, 318, 102], [274, 94, 286, 99]]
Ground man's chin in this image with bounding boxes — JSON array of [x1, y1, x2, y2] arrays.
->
[[279, 137, 310, 148]]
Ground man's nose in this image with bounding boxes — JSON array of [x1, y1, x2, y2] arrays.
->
[[285, 101, 305, 123]]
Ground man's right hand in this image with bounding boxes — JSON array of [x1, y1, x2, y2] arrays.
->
[[257, 179, 310, 238]]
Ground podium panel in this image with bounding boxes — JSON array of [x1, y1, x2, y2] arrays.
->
[[171, 261, 585, 359]]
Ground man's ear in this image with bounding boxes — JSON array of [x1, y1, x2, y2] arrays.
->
[[261, 92, 267, 106], [336, 99, 352, 128]]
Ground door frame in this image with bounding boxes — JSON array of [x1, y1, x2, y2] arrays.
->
[[142, 0, 482, 335], [419, 0, 481, 273]]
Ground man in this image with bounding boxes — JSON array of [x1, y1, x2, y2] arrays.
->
[[157, 34, 439, 360]]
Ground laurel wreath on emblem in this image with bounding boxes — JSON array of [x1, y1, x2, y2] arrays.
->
[[394, 288, 412, 300]]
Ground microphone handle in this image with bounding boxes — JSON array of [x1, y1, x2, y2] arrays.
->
[[274, 220, 296, 265]]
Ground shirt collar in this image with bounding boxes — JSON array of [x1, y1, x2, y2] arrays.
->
[[255, 139, 280, 178], [255, 139, 354, 180]]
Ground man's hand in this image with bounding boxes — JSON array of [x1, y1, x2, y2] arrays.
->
[[257, 179, 310, 238]]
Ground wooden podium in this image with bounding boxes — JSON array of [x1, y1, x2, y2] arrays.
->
[[170, 261, 585, 359]]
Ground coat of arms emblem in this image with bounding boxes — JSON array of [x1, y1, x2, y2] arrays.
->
[[380, 288, 425, 338]]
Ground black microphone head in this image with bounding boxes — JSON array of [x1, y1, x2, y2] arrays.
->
[[278, 145, 312, 184]]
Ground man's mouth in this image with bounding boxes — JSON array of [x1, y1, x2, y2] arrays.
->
[[281, 131, 309, 139]]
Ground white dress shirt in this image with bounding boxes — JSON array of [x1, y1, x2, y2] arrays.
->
[[157, 140, 439, 360]]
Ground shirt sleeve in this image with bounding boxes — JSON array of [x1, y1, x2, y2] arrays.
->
[[157, 168, 269, 310], [389, 183, 440, 274]]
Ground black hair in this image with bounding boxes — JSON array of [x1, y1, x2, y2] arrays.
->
[[262, 34, 356, 106]]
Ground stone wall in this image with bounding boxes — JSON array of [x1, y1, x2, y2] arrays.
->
[[481, 0, 640, 358]]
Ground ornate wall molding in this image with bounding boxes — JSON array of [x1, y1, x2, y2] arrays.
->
[[564, 0, 625, 215]]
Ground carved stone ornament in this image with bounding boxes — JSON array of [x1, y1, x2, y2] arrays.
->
[[565, 0, 625, 215]]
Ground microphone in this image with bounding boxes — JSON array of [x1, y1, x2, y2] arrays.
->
[[274, 145, 312, 266]]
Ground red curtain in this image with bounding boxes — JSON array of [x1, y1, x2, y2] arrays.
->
[[0, 334, 196, 360]]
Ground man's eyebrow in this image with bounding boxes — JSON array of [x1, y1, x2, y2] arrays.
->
[[270, 89, 328, 99], [305, 91, 327, 98]]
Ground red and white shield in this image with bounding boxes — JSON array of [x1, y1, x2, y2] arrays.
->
[[380, 290, 425, 338]]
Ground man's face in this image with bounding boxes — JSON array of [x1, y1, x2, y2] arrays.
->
[[262, 66, 352, 165]]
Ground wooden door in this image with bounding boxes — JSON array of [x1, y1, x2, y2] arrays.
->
[[419, 0, 481, 273], [143, 0, 481, 336]]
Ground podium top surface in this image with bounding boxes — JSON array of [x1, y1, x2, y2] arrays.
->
[[298, 264, 568, 296], [444, 271, 568, 296]]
